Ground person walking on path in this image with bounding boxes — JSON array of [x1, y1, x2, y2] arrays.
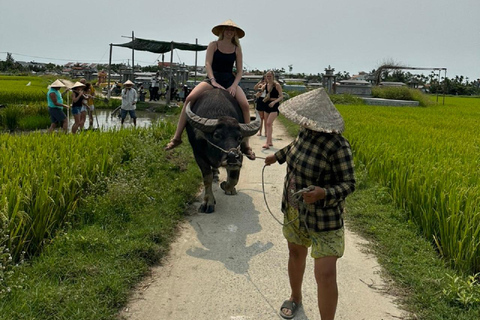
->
[[254, 74, 267, 136], [47, 79, 70, 133], [261, 70, 283, 149], [121, 80, 137, 127], [164, 19, 255, 160], [264, 88, 356, 319]]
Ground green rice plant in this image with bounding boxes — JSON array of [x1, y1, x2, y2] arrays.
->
[[329, 93, 366, 105], [337, 97, 480, 274], [372, 86, 434, 106], [0, 129, 129, 259], [18, 115, 51, 131], [1, 105, 23, 132]]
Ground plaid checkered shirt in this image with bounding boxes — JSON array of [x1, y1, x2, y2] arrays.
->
[[275, 128, 356, 232]]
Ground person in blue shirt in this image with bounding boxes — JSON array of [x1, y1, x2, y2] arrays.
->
[[47, 79, 70, 133]]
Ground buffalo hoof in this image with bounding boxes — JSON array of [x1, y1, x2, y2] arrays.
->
[[199, 203, 215, 214], [220, 181, 237, 195]]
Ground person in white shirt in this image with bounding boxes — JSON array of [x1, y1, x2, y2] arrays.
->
[[121, 80, 137, 126]]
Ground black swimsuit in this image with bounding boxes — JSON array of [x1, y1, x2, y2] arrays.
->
[[207, 43, 237, 88], [265, 84, 280, 114]]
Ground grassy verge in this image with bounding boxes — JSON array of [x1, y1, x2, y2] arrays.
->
[[0, 115, 203, 320], [277, 114, 480, 320]]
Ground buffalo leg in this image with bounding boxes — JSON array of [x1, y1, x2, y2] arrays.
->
[[220, 168, 240, 195]]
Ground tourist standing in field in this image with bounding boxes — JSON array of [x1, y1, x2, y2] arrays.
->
[[264, 88, 356, 320], [262, 70, 283, 149], [254, 74, 267, 136], [165, 19, 255, 160], [120, 80, 137, 127], [47, 79, 70, 133], [84, 82, 96, 129], [70, 81, 87, 133]]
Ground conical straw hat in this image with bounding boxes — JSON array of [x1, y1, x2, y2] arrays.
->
[[60, 79, 74, 88], [50, 79, 65, 88], [72, 81, 86, 89], [124, 80, 134, 86], [212, 19, 245, 38], [279, 88, 345, 134]]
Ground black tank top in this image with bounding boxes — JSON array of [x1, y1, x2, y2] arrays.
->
[[72, 91, 84, 107], [211, 44, 236, 73], [265, 83, 280, 100]]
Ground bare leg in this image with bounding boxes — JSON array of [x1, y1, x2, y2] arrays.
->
[[80, 111, 86, 130], [263, 111, 278, 149], [235, 89, 251, 124], [256, 111, 264, 136], [314, 256, 338, 320], [48, 123, 57, 133], [72, 114, 81, 133], [281, 242, 307, 317], [62, 118, 68, 133], [165, 82, 212, 150]]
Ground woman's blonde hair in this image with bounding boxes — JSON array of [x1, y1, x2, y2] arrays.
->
[[218, 27, 241, 47]]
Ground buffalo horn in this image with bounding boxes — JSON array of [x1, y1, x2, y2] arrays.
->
[[239, 109, 261, 137], [185, 102, 219, 133]]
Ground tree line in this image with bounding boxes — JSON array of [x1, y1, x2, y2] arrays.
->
[[2, 53, 479, 96]]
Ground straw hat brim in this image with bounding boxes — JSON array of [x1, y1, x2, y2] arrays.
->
[[212, 19, 245, 38], [71, 81, 86, 89], [50, 79, 65, 88], [279, 88, 345, 134]]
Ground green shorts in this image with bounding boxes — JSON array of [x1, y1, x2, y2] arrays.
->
[[282, 205, 345, 259]]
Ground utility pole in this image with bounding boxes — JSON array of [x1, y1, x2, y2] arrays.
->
[[121, 31, 135, 81]]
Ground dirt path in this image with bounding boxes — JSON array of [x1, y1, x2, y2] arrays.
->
[[120, 120, 407, 320]]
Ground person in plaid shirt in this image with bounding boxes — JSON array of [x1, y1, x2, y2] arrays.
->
[[265, 88, 355, 320]]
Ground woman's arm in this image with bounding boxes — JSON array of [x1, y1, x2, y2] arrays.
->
[[72, 90, 84, 103], [232, 46, 243, 89], [268, 82, 284, 107]]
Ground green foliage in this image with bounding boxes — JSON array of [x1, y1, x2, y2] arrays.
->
[[1, 105, 23, 132], [0, 120, 202, 319], [329, 93, 366, 105], [18, 115, 51, 131], [443, 273, 480, 308], [372, 86, 434, 106], [338, 97, 480, 274]]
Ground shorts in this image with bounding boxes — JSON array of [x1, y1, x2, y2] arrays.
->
[[81, 106, 88, 112], [48, 107, 66, 124], [121, 109, 137, 120], [71, 106, 82, 115], [282, 205, 345, 259], [265, 102, 280, 114], [255, 98, 266, 112]]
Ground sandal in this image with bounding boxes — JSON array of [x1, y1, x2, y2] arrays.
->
[[279, 300, 301, 319], [164, 138, 182, 151]]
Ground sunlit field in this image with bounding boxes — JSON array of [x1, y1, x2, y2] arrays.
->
[[338, 96, 480, 274]]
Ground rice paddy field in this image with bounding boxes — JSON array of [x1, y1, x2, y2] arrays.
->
[[337, 96, 480, 274], [1, 75, 479, 318]]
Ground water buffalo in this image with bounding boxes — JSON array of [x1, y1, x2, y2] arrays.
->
[[185, 88, 261, 213]]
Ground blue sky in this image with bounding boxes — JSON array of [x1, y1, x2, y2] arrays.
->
[[1, 0, 479, 80]]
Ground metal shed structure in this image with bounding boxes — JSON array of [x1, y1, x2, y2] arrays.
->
[[109, 36, 208, 103], [373, 65, 447, 104]]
